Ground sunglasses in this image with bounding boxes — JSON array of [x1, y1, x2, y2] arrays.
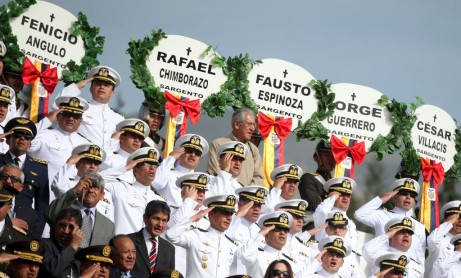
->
[[273, 226, 290, 233], [398, 191, 417, 198], [184, 148, 202, 156], [271, 269, 290, 277], [12, 133, 33, 141], [60, 111, 82, 119], [0, 172, 22, 184]]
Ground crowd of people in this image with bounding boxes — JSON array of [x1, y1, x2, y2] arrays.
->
[[0, 40, 461, 278]]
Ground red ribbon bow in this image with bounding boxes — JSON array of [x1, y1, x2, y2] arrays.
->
[[421, 158, 445, 185], [330, 135, 366, 164], [164, 91, 200, 124], [258, 112, 292, 140], [22, 57, 58, 93]]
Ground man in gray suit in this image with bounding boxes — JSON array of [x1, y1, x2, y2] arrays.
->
[[46, 172, 115, 247]]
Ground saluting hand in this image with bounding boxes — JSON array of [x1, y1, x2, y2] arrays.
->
[[190, 207, 214, 222], [236, 201, 254, 218], [259, 224, 275, 237], [219, 153, 233, 172], [380, 190, 398, 203], [374, 267, 394, 278], [170, 147, 185, 160], [66, 154, 85, 166], [76, 77, 93, 89]]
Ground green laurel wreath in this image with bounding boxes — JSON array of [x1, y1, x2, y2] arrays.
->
[[0, 0, 104, 84], [126, 29, 166, 107], [445, 128, 461, 181], [126, 30, 260, 115], [0, 0, 36, 73], [61, 12, 105, 84], [294, 79, 336, 142], [202, 48, 260, 117]]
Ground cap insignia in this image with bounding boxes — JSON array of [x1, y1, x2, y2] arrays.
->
[[89, 145, 100, 157], [190, 135, 201, 146], [342, 179, 351, 189], [289, 165, 298, 176], [333, 238, 344, 249], [98, 67, 109, 77], [235, 143, 244, 154], [279, 213, 289, 224], [30, 241, 39, 252], [134, 121, 145, 133], [198, 174, 208, 185], [69, 97, 80, 107], [398, 255, 408, 267], [102, 246, 111, 257], [226, 195, 236, 207]]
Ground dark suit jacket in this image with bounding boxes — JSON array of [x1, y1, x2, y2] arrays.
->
[[38, 237, 80, 278], [46, 188, 115, 246], [128, 229, 175, 278], [0, 215, 30, 251], [0, 152, 49, 235]]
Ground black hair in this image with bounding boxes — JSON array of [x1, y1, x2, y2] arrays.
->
[[144, 200, 170, 220]]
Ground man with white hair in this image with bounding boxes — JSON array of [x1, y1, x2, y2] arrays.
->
[[207, 108, 263, 186]]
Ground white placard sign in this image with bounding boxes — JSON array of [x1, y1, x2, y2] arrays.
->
[[321, 83, 394, 151], [411, 105, 457, 170], [147, 35, 227, 102], [248, 58, 317, 130], [9, 1, 86, 78]]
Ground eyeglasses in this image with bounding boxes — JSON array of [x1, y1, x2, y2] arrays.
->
[[239, 121, 256, 128], [0, 172, 22, 184], [60, 111, 82, 119], [271, 269, 290, 278], [12, 133, 33, 141]]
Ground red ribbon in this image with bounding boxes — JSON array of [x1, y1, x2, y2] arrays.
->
[[164, 91, 200, 124], [421, 158, 445, 185], [330, 135, 366, 164], [22, 57, 58, 93], [258, 112, 292, 140]]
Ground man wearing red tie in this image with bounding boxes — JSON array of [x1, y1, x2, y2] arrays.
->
[[128, 200, 175, 277]]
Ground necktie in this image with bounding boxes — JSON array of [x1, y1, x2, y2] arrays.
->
[[149, 237, 158, 273], [80, 208, 93, 248], [13, 157, 20, 166]]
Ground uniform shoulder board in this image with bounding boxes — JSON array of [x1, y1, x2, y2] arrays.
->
[[258, 247, 264, 252], [282, 253, 294, 262], [311, 172, 320, 176], [110, 107, 123, 116], [225, 234, 238, 246], [47, 126, 54, 130], [31, 157, 48, 165], [115, 178, 132, 185], [197, 227, 208, 233], [295, 236, 308, 246], [77, 132, 91, 142], [13, 225, 27, 235], [206, 171, 218, 177], [308, 238, 318, 243], [113, 151, 119, 155], [352, 250, 362, 257]]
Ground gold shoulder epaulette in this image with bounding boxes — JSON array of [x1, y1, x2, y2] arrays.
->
[[31, 157, 48, 165], [13, 225, 27, 235]]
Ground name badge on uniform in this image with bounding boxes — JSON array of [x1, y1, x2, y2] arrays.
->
[[173, 111, 185, 125], [340, 157, 352, 169]]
